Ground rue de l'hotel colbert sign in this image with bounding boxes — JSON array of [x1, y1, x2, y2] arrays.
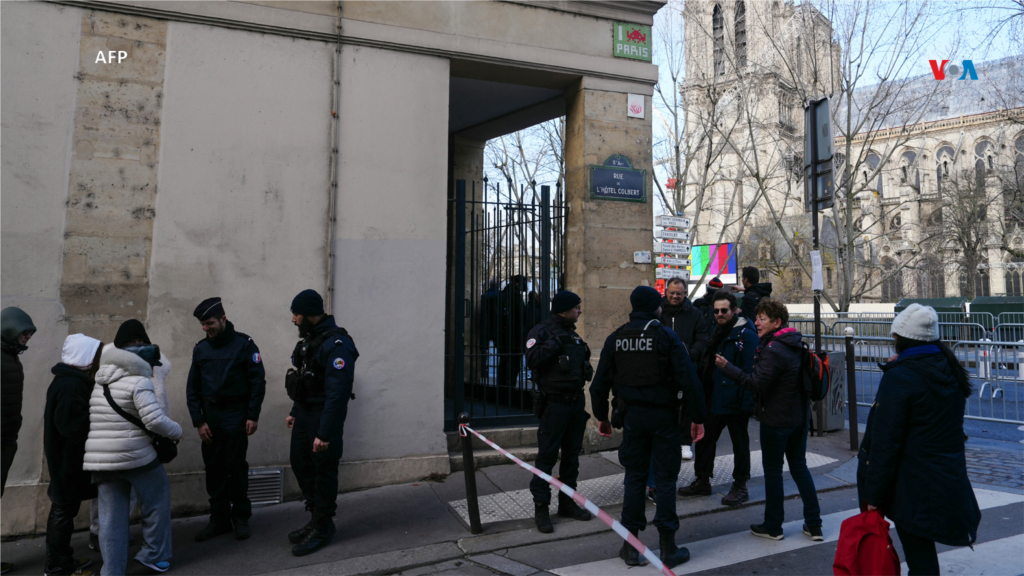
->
[[589, 154, 646, 203]]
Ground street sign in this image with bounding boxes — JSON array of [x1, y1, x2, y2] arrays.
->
[[804, 97, 833, 166], [613, 22, 652, 62], [654, 241, 691, 254], [654, 229, 690, 241], [633, 251, 652, 263], [804, 97, 834, 211], [656, 256, 691, 266], [590, 155, 646, 203], [656, 268, 690, 280], [655, 215, 691, 228]]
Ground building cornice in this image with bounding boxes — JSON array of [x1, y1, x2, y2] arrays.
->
[[504, 1, 665, 24], [842, 108, 1024, 146]]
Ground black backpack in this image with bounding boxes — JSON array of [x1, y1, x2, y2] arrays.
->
[[798, 342, 831, 402]]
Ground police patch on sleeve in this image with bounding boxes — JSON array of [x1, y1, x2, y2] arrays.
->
[[252, 353, 261, 364], [333, 357, 345, 370], [526, 338, 536, 349]]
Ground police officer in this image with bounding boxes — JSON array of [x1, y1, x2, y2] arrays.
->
[[524, 291, 594, 533], [590, 286, 706, 569], [186, 297, 267, 542], [284, 289, 358, 557]]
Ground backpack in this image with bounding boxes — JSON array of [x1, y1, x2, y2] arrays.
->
[[799, 342, 831, 402]]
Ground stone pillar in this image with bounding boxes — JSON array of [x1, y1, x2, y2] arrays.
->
[[564, 79, 653, 449]]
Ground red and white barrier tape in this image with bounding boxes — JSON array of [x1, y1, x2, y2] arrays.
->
[[458, 424, 677, 576]]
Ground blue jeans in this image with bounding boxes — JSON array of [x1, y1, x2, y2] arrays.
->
[[619, 407, 681, 535], [760, 422, 821, 530], [96, 463, 172, 575]]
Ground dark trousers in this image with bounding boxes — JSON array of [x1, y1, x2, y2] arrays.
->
[[1, 441, 15, 496], [530, 396, 588, 505], [760, 421, 821, 530], [679, 413, 692, 446], [896, 526, 940, 576], [290, 403, 346, 519], [694, 412, 751, 483], [45, 499, 82, 571], [497, 348, 523, 388], [200, 404, 251, 523], [619, 407, 681, 535]]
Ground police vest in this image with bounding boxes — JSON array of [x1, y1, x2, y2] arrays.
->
[[535, 321, 589, 395], [295, 327, 351, 401], [613, 320, 666, 388]]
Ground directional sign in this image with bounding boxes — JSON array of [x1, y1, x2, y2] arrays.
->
[[656, 268, 691, 280], [654, 229, 690, 241], [654, 241, 691, 255], [590, 155, 646, 203], [656, 256, 691, 266], [655, 215, 691, 228]]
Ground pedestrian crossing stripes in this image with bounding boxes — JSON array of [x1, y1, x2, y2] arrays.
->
[[449, 450, 838, 525], [905, 533, 1022, 575], [550, 488, 1024, 576]]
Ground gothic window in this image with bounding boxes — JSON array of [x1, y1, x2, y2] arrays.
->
[[1005, 257, 1024, 296], [916, 255, 945, 299], [927, 210, 942, 227], [865, 153, 881, 195], [853, 216, 863, 232], [891, 215, 901, 230], [713, 4, 725, 76], [735, 2, 747, 69], [975, 140, 994, 173], [976, 159, 986, 191], [976, 269, 991, 297], [881, 258, 903, 302], [899, 151, 919, 189]]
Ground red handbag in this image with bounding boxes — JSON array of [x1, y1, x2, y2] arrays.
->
[[833, 509, 901, 576]]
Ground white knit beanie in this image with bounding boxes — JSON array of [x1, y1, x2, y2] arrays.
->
[[890, 303, 940, 342], [62, 334, 102, 369]]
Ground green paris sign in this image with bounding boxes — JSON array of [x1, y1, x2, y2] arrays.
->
[[613, 22, 652, 62]]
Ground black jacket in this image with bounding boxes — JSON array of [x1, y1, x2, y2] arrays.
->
[[691, 292, 717, 328], [1, 346, 24, 444], [289, 316, 359, 442], [186, 321, 267, 427], [590, 311, 706, 425], [44, 363, 97, 504], [721, 327, 807, 428], [857, 346, 981, 547], [524, 313, 591, 394], [659, 298, 709, 361], [740, 283, 773, 321]]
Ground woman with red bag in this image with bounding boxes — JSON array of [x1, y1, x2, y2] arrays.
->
[[856, 304, 981, 575]]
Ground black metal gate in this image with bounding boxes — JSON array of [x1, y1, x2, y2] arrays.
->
[[445, 178, 567, 430]]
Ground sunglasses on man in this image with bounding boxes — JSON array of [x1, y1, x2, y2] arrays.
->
[[713, 308, 732, 315]]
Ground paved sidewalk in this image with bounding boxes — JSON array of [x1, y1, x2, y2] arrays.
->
[[5, 424, 1008, 576]]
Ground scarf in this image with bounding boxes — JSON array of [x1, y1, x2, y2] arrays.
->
[[208, 320, 237, 349], [699, 315, 739, 386], [661, 298, 686, 317]]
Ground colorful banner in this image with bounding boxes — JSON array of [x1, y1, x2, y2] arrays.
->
[[688, 244, 738, 298]]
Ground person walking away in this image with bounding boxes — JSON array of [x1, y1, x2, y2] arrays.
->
[[284, 290, 359, 556], [858, 304, 981, 575], [186, 298, 266, 542], [89, 320, 167, 551], [1, 306, 35, 576], [714, 297, 822, 541], [678, 291, 756, 505], [591, 286, 706, 569], [44, 335, 103, 576], [497, 275, 528, 389], [691, 277, 724, 328], [523, 291, 594, 533], [84, 340, 182, 574], [659, 277, 708, 463], [732, 267, 772, 323]]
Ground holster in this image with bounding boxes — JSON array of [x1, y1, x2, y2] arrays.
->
[[610, 397, 628, 429], [285, 368, 302, 402], [531, 389, 548, 419]]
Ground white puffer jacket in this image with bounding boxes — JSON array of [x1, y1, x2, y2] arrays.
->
[[84, 347, 183, 471]]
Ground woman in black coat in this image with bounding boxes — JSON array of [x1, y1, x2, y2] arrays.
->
[[858, 304, 981, 576]]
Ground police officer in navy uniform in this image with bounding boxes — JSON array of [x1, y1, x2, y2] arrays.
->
[[284, 289, 359, 557], [186, 297, 267, 542], [590, 286, 706, 569], [523, 291, 594, 534]]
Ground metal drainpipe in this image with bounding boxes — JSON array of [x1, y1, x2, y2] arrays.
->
[[325, 1, 343, 311]]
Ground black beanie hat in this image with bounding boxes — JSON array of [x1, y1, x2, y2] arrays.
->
[[291, 289, 325, 316], [551, 291, 581, 314], [114, 319, 151, 349], [630, 286, 662, 313], [193, 297, 225, 321]]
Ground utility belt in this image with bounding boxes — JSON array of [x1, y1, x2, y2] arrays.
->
[[531, 389, 583, 418], [609, 396, 684, 430]]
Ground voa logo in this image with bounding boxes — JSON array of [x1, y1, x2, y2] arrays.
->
[[929, 59, 978, 80]]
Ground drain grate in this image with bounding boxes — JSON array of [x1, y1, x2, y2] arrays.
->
[[248, 467, 284, 507]]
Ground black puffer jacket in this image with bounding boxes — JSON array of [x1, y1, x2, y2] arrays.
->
[[44, 363, 97, 504], [1, 307, 34, 444], [721, 327, 807, 428], [857, 346, 981, 546], [740, 283, 773, 321], [659, 298, 710, 361]]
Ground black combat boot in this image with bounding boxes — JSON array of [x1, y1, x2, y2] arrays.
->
[[233, 519, 251, 540], [534, 504, 554, 533], [618, 530, 648, 567], [557, 493, 593, 521], [292, 515, 336, 557], [721, 481, 749, 506], [288, 506, 316, 544], [659, 531, 691, 568], [676, 477, 712, 497], [194, 520, 232, 542]]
